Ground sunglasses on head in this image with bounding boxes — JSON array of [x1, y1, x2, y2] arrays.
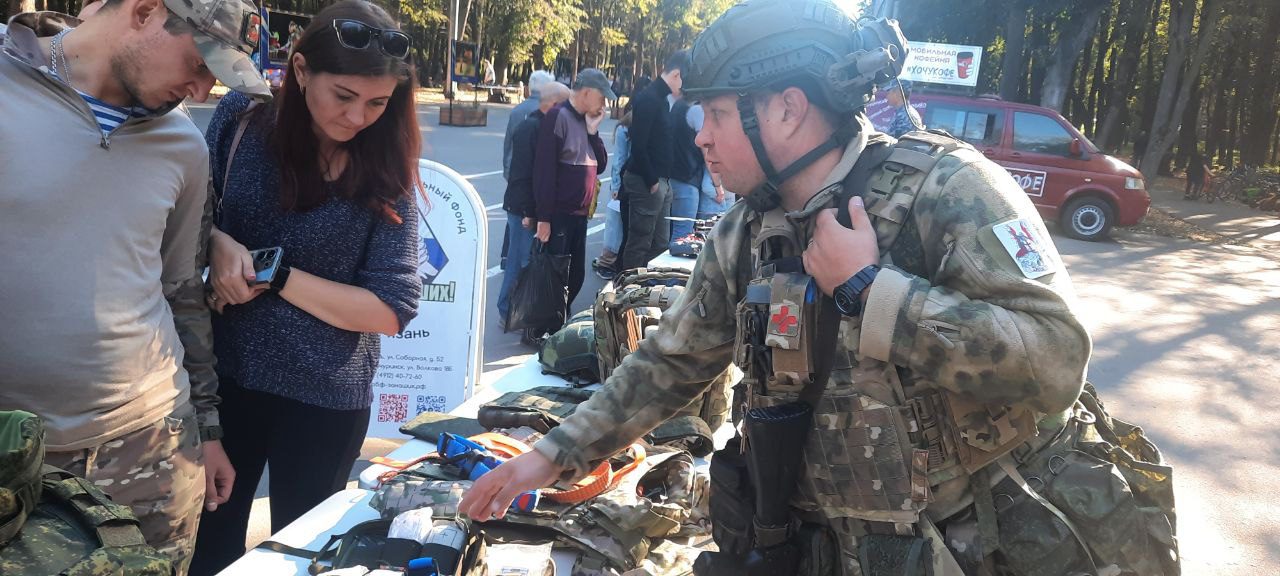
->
[[332, 19, 411, 60]]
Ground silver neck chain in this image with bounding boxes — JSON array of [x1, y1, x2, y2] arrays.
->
[[50, 29, 72, 86]]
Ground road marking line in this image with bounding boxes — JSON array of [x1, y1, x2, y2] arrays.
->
[[483, 176, 613, 213], [485, 221, 608, 279], [462, 169, 504, 179]]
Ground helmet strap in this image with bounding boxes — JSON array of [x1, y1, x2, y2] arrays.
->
[[736, 94, 861, 213]]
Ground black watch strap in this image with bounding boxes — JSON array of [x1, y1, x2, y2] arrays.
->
[[270, 266, 292, 292]]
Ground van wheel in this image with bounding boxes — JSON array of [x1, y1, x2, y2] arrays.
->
[[1060, 196, 1114, 241]]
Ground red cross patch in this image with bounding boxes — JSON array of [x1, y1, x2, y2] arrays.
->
[[768, 305, 800, 337]]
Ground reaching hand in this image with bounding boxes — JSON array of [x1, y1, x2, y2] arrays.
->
[[802, 196, 880, 297], [458, 450, 560, 521]]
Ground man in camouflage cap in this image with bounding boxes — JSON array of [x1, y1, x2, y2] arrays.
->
[[462, 1, 1176, 575], [0, 0, 268, 572]]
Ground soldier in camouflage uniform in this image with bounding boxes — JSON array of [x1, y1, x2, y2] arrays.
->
[[461, 1, 1179, 575], [0, 0, 269, 572]]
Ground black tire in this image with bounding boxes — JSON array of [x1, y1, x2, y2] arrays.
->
[[1060, 196, 1115, 241]]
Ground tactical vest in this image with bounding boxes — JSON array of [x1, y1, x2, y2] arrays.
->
[[595, 267, 736, 431], [734, 131, 1039, 527], [0, 411, 173, 576]]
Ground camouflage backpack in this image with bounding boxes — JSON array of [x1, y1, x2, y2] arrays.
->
[[538, 310, 601, 385], [0, 411, 173, 576], [593, 268, 736, 430]]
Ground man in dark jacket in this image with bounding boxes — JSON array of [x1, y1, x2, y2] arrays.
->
[[616, 51, 689, 271], [532, 70, 612, 326], [497, 82, 570, 327]]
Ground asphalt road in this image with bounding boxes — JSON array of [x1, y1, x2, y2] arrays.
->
[[187, 99, 1280, 574]]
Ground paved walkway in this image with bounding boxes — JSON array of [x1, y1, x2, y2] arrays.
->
[[1147, 175, 1280, 250]]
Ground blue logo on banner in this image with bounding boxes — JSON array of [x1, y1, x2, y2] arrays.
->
[[420, 220, 449, 284]]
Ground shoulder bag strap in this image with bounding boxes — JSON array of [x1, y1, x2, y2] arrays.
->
[[217, 101, 260, 220]]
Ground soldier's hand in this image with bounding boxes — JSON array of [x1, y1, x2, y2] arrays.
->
[[459, 450, 560, 521], [201, 440, 236, 512], [804, 196, 879, 297]]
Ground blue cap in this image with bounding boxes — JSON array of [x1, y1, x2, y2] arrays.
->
[[881, 78, 913, 93]]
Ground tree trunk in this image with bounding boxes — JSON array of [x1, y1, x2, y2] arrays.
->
[[1240, 1, 1280, 166], [1140, 0, 1224, 178], [1096, 0, 1154, 150], [999, 0, 1029, 101], [1205, 40, 1238, 164], [1136, 0, 1164, 141], [1027, 12, 1049, 103], [1174, 79, 1202, 170], [1084, 6, 1111, 136], [1040, 0, 1108, 112]]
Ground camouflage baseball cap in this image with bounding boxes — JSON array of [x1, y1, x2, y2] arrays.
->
[[162, 0, 272, 101]]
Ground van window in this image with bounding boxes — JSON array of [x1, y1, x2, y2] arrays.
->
[[923, 105, 1002, 146], [1013, 112, 1074, 156]]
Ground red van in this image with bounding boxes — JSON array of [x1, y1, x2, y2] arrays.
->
[[868, 93, 1150, 241]]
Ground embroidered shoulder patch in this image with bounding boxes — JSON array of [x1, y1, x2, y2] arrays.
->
[[992, 218, 1056, 279]]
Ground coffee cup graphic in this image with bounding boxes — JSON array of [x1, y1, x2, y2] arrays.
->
[[957, 51, 975, 79]]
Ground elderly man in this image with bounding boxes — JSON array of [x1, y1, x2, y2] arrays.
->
[[498, 81, 571, 332], [530, 69, 613, 334]]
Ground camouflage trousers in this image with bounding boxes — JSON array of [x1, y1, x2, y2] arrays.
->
[[44, 406, 206, 576]]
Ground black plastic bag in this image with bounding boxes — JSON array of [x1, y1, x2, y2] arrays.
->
[[506, 242, 571, 334]]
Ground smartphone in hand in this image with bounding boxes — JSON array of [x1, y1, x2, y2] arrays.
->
[[249, 247, 284, 286]]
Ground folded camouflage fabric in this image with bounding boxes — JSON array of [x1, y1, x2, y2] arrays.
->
[[399, 411, 486, 443], [476, 387, 596, 433], [644, 415, 715, 458], [369, 478, 472, 519]]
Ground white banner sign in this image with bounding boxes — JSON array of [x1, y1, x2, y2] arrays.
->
[[901, 42, 983, 87], [367, 160, 487, 438]]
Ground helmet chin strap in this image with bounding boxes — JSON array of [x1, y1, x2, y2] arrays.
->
[[736, 94, 859, 213]]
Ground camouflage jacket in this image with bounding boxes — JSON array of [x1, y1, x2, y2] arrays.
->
[[1, 13, 221, 443], [533, 119, 1092, 518]]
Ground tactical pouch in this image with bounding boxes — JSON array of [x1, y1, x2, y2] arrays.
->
[[260, 517, 486, 575], [706, 437, 754, 556], [795, 523, 839, 576], [856, 533, 933, 576]]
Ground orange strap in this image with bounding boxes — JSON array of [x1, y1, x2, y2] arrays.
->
[[370, 432, 534, 486], [468, 432, 533, 459], [542, 443, 647, 504]]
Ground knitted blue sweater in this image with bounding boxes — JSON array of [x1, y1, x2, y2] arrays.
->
[[206, 92, 422, 410]]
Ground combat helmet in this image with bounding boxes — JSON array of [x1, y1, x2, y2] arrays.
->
[[684, 0, 910, 211]]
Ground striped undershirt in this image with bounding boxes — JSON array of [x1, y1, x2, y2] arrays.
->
[[77, 90, 147, 136]]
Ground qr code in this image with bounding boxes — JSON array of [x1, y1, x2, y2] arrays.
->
[[377, 394, 409, 423], [416, 395, 447, 414]]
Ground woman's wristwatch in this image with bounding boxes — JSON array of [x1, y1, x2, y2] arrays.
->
[[270, 266, 292, 292]]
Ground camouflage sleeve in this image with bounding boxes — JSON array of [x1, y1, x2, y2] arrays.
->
[[163, 167, 222, 442], [531, 215, 745, 480], [859, 150, 1091, 414]]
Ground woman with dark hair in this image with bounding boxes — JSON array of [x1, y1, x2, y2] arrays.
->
[[189, 1, 422, 572]]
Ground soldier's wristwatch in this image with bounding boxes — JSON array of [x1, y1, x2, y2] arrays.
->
[[833, 265, 880, 317]]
